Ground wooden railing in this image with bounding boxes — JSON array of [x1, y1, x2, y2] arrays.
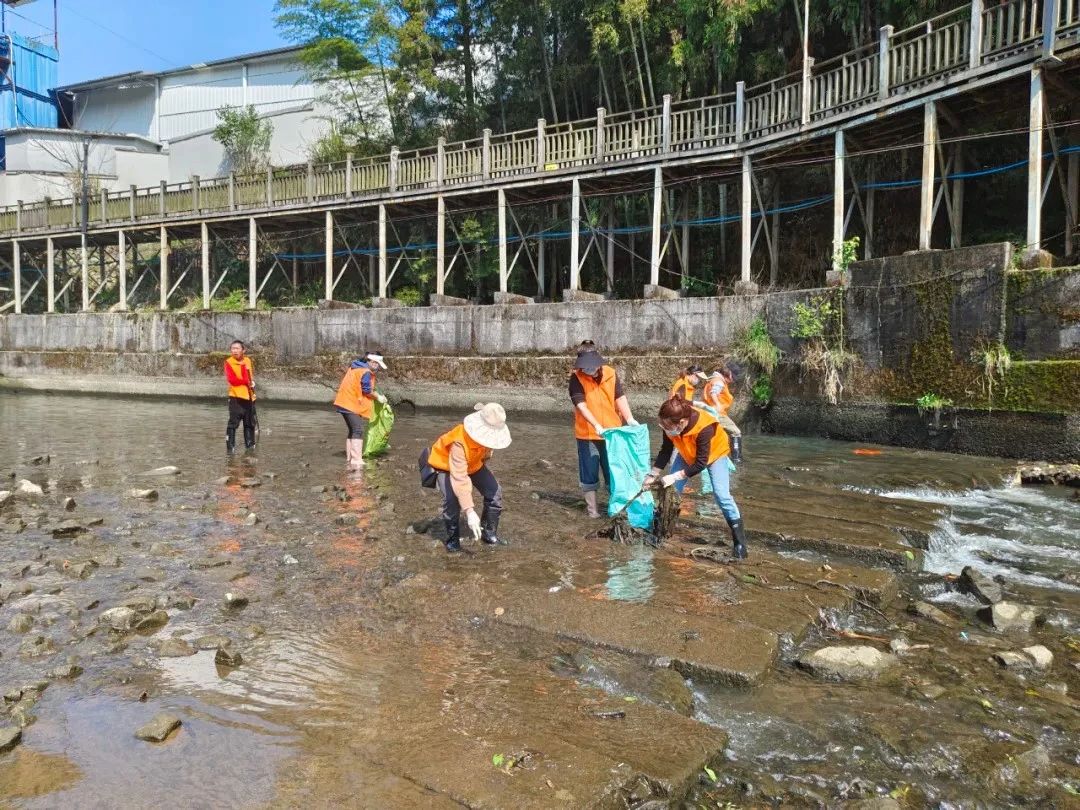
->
[[2, 0, 1078, 239]]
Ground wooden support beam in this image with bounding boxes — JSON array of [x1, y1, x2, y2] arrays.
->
[[12, 240, 20, 314], [968, 1, 983, 71], [919, 101, 937, 251], [740, 154, 752, 283], [1067, 151, 1078, 257], [436, 195, 446, 296], [833, 130, 845, 271], [46, 237, 54, 313], [248, 218, 258, 310], [378, 204, 387, 298], [1027, 67, 1044, 253], [200, 223, 210, 309], [951, 144, 965, 249], [499, 188, 510, 292], [324, 210, 334, 301], [119, 230, 129, 311], [866, 165, 876, 259], [81, 234, 90, 311], [606, 204, 615, 293], [680, 192, 690, 288], [650, 167, 662, 286], [1041, 0, 1059, 62], [878, 26, 894, 101]]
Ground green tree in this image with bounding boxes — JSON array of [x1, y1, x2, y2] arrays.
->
[[212, 105, 273, 175]]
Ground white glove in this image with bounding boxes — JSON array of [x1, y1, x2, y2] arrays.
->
[[625, 417, 639, 426], [592, 422, 607, 438], [375, 392, 388, 404], [660, 472, 682, 489], [642, 467, 662, 488], [465, 508, 482, 541]]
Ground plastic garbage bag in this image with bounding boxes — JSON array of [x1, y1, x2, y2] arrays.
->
[[363, 400, 395, 457], [602, 424, 655, 530]]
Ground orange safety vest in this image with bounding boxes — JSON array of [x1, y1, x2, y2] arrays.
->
[[669, 374, 696, 402], [573, 366, 622, 441], [671, 407, 730, 467], [224, 357, 255, 401], [427, 424, 491, 474], [333, 367, 375, 418], [703, 377, 734, 416]]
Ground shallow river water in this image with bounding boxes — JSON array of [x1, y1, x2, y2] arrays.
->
[[0, 392, 1077, 807]]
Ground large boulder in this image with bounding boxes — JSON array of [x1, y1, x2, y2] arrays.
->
[[99, 607, 138, 632], [958, 566, 1003, 604], [134, 712, 181, 742], [797, 646, 898, 682], [978, 601, 1040, 633]]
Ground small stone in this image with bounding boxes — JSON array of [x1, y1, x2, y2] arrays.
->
[[100, 606, 137, 631], [168, 594, 197, 610], [154, 638, 195, 657], [907, 601, 956, 627], [1022, 644, 1053, 670], [0, 491, 10, 508], [0, 726, 22, 752], [310, 485, 329, 494], [142, 466, 181, 476], [28, 455, 49, 466], [917, 683, 946, 701], [51, 519, 88, 538], [46, 663, 83, 680], [334, 514, 356, 526], [243, 513, 259, 526], [536, 459, 553, 470], [133, 610, 169, 632], [134, 712, 181, 743], [889, 638, 910, 655], [121, 595, 157, 613], [135, 567, 166, 583], [993, 650, 1034, 670], [958, 566, 1004, 604], [223, 592, 249, 609], [238, 478, 262, 488], [15, 480, 44, 498], [214, 476, 232, 486], [215, 646, 243, 667], [797, 646, 898, 681], [62, 497, 76, 512], [978, 601, 1040, 633], [241, 624, 264, 640], [149, 543, 174, 556], [281, 554, 299, 565], [193, 634, 232, 651], [128, 489, 158, 501], [8, 613, 33, 634]]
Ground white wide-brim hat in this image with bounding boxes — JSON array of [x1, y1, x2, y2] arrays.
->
[[463, 402, 512, 450]]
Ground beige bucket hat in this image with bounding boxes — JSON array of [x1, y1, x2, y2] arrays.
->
[[463, 402, 512, 450]]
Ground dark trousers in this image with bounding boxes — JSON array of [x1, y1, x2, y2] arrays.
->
[[436, 465, 503, 528], [227, 397, 256, 431]]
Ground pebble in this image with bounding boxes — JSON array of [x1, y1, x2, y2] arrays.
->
[[7, 613, 33, 634], [46, 663, 84, 680], [1022, 644, 1053, 670], [100, 606, 137, 631], [797, 646, 898, 681], [134, 712, 181, 743], [62, 497, 76, 511], [239, 478, 262, 488], [0, 726, 22, 752], [214, 476, 232, 486], [154, 638, 195, 657], [142, 466, 181, 476], [15, 480, 44, 498], [128, 489, 159, 501], [224, 592, 249, 609], [215, 646, 243, 667], [281, 554, 299, 565], [907, 600, 956, 627], [243, 513, 259, 526], [958, 565, 1003, 604], [133, 611, 170, 632], [978, 601, 1040, 633], [194, 634, 232, 651]]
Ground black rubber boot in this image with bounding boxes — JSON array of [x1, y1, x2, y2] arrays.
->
[[443, 518, 462, 553], [730, 436, 743, 464], [480, 511, 503, 545], [243, 425, 256, 450], [226, 427, 237, 454], [730, 518, 748, 560]]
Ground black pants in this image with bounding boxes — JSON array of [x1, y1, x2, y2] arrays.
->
[[227, 397, 256, 431], [340, 410, 365, 439], [436, 465, 503, 527]]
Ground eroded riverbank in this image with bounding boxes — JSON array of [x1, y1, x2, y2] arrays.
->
[[0, 393, 1078, 807]]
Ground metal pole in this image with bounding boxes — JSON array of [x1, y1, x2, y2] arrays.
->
[[741, 154, 752, 283], [649, 167, 662, 286], [833, 130, 845, 271], [81, 233, 90, 311], [436, 195, 446, 296], [12, 240, 20, 314], [248, 217, 257, 310], [1027, 68, 1044, 253], [324, 210, 334, 301], [919, 102, 937, 251], [378, 203, 387, 298], [569, 180, 581, 290], [1067, 151, 1078, 257], [499, 188, 509, 292], [46, 237, 54, 313], [119, 230, 128, 310], [200, 222, 210, 309], [158, 225, 168, 310]]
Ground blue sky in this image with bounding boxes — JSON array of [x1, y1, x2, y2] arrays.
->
[[4, 0, 290, 83]]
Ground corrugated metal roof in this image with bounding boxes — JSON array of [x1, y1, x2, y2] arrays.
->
[[0, 32, 59, 130], [56, 45, 307, 93]]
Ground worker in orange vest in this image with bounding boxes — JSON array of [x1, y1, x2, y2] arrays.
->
[[569, 346, 639, 518], [701, 365, 743, 463], [669, 364, 706, 402], [644, 396, 747, 559], [223, 340, 256, 453], [332, 351, 388, 469], [419, 403, 512, 552]]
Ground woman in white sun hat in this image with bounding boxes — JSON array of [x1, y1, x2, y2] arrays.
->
[[420, 403, 512, 552]]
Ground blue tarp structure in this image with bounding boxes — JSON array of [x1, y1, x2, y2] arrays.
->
[[363, 400, 394, 457], [603, 424, 655, 530]]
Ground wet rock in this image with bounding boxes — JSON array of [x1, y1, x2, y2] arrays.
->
[[310, 485, 329, 494], [193, 556, 230, 569], [135, 567, 166, 583], [8, 613, 33, 634], [214, 646, 243, 667], [20, 635, 57, 658], [238, 477, 262, 488], [168, 594, 197, 610], [978, 601, 1040, 633], [128, 489, 158, 501], [243, 513, 259, 526], [845, 800, 900, 810], [194, 634, 232, 651], [46, 662, 83, 680], [958, 566, 1003, 604], [153, 638, 195, 657], [334, 514, 357, 526], [133, 611, 169, 632], [51, 519, 88, 539], [66, 561, 96, 579], [15, 480, 44, 498], [141, 466, 181, 476], [993, 651, 1035, 670], [214, 476, 232, 486], [100, 606, 138, 631], [281, 554, 299, 566], [536, 458, 553, 470], [1022, 644, 1053, 670], [797, 646, 898, 682], [0, 726, 22, 753], [223, 592, 249, 610], [907, 600, 956, 627], [61, 497, 76, 512], [917, 682, 947, 701], [134, 712, 181, 742], [148, 542, 174, 556], [241, 624, 264, 640], [0, 491, 11, 508], [28, 455, 50, 466], [121, 595, 157, 613]]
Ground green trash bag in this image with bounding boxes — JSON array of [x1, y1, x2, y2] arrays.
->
[[602, 424, 655, 530], [363, 400, 395, 458]]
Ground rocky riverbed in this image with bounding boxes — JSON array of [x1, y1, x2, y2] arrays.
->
[[0, 392, 1077, 807]]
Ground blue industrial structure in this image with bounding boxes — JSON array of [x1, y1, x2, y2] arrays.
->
[[0, 31, 57, 131]]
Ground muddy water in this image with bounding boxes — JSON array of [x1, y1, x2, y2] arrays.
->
[[0, 392, 1077, 807]]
